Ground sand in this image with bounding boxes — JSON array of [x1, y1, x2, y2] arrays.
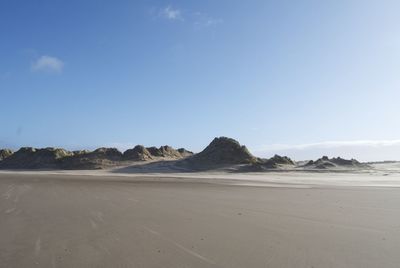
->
[[1, 170, 400, 267]]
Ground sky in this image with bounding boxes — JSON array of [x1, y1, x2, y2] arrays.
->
[[1, 0, 400, 161]]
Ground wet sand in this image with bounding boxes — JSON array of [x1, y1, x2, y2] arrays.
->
[[1, 172, 400, 267]]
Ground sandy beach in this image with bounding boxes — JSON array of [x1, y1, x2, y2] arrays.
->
[[1, 171, 400, 267]]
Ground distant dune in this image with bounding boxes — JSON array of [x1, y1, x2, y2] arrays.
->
[[0, 137, 371, 172], [303, 156, 368, 169], [0, 145, 192, 170]]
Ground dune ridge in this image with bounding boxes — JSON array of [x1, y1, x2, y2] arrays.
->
[[0, 137, 369, 171]]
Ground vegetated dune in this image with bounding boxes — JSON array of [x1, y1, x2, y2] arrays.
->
[[303, 156, 369, 169], [60, 148, 123, 169], [0, 137, 369, 172], [0, 144, 192, 170], [178, 137, 257, 170], [123, 145, 153, 161], [177, 137, 370, 172], [0, 147, 72, 169], [113, 137, 298, 173], [176, 136, 298, 171], [177, 148, 193, 157], [146, 145, 187, 158], [0, 149, 13, 161], [60, 146, 192, 169], [241, 155, 297, 172]]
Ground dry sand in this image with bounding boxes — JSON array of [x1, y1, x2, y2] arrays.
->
[[1, 170, 400, 267]]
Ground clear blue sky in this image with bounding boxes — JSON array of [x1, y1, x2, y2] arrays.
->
[[1, 0, 400, 160]]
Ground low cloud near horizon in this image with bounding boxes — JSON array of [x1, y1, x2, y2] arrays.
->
[[252, 140, 400, 162], [31, 55, 64, 73]]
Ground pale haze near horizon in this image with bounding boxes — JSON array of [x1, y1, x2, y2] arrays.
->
[[1, 0, 400, 161]]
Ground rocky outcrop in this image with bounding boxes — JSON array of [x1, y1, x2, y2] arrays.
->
[[0, 149, 13, 161]]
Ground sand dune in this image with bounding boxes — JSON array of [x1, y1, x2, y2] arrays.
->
[[0, 137, 375, 172]]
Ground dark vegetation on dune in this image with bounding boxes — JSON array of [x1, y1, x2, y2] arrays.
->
[[0, 145, 192, 170], [0, 147, 72, 169], [179, 137, 298, 171], [182, 137, 257, 169], [0, 137, 367, 171], [304, 156, 367, 169], [155, 146, 183, 158], [123, 145, 153, 161], [244, 155, 295, 171], [0, 149, 13, 161], [60, 148, 123, 169], [177, 148, 193, 157]]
